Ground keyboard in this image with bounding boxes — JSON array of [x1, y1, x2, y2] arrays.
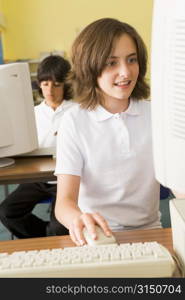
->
[[0, 241, 175, 278]]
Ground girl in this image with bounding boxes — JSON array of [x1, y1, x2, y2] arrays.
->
[[55, 18, 161, 246]]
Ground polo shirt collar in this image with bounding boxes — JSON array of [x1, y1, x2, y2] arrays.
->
[[41, 100, 66, 113], [123, 99, 140, 116], [92, 99, 140, 122]]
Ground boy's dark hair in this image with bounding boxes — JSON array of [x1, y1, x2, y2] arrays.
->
[[68, 18, 150, 109], [37, 55, 72, 100]]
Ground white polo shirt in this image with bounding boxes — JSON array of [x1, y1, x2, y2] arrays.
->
[[55, 99, 161, 231], [34, 100, 75, 147]]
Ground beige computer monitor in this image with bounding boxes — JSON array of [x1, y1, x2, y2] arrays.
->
[[0, 62, 38, 167]]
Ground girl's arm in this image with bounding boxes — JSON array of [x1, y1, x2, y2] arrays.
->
[[55, 174, 112, 246]]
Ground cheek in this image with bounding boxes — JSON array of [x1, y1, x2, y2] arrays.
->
[[135, 66, 139, 79], [97, 74, 109, 90], [40, 87, 47, 96], [56, 88, 64, 98]]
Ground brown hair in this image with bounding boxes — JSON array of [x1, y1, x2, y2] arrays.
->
[[68, 18, 150, 109]]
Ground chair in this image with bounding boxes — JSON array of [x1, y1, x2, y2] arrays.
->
[[38, 196, 53, 213]]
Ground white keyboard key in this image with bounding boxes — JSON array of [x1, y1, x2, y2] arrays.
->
[[121, 250, 132, 260], [132, 250, 143, 259], [11, 259, 23, 268]]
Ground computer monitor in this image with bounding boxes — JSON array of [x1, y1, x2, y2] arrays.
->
[[151, 0, 185, 195], [151, 0, 185, 274], [0, 62, 38, 167]]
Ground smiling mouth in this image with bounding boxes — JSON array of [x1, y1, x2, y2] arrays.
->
[[114, 80, 132, 87]]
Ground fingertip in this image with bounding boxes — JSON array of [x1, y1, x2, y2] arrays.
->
[[92, 233, 97, 240], [106, 230, 112, 237], [80, 239, 85, 246]]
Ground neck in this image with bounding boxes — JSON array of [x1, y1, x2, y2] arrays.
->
[[102, 98, 130, 114], [45, 99, 63, 111]]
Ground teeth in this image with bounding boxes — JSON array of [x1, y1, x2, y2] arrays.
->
[[115, 81, 130, 86]]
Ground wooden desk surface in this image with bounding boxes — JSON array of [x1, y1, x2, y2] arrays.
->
[[0, 157, 56, 184], [0, 228, 173, 255]]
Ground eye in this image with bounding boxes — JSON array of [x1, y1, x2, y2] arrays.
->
[[42, 82, 48, 86], [128, 57, 138, 64], [105, 60, 118, 67], [54, 82, 62, 87]]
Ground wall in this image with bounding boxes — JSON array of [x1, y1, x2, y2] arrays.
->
[[0, 0, 5, 63], [1, 0, 153, 63], [0, 0, 5, 29]]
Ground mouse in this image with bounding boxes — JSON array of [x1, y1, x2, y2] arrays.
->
[[83, 225, 117, 246]]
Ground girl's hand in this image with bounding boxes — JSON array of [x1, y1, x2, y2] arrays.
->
[[69, 212, 112, 246]]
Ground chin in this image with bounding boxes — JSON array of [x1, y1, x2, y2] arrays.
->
[[115, 95, 131, 101]]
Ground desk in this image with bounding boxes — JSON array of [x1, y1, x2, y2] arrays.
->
[[0, 228, 173, 254], [0, 157, 56, 185]]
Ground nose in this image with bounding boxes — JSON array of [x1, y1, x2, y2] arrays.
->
[[119, 61, 131, 78], [47, 83, 54, 93]]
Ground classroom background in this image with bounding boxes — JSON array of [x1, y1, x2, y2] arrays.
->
[[0, 0, 154, 104]]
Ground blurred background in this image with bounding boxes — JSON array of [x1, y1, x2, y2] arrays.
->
[[0, 0, 154, 103]]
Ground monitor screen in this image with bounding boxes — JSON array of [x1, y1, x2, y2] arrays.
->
[[0, 62, 38, 167], [151, 0, 185, 195]]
